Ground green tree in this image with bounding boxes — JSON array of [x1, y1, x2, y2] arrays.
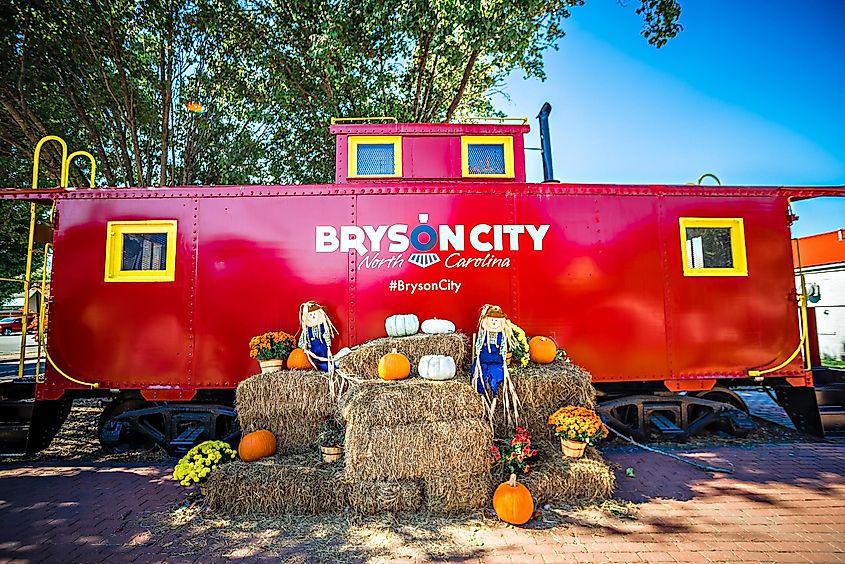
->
[[0, 0, 681, 299], [1, 0, 682, 188]]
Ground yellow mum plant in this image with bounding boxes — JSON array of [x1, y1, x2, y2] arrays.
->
[[172, 440, 237, 487], [248, 331, 296, 361], [548, 406, 609, 445]]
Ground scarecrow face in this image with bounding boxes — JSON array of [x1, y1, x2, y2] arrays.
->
[[305, 310, 324, 327], [481, 316, 505, 332]]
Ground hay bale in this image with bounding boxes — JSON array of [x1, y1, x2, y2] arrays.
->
[[338, 333, 471, 380], [521, 442, 615, 504], [236, 370, 337, 453], [496, 360, 596, 441], [346, 478, 423, 514], [345, 419, 491, 481], [204, 456, 347, 515], [424, 470, 493, 514], [339, 379, 485, 428]]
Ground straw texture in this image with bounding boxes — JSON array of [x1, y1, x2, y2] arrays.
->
[[235, 370, 337, 453]]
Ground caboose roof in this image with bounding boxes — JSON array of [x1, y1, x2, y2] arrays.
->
[[1, 182, 843, 202]]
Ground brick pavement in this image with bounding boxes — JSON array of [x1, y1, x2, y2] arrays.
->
[[738, 391, 796, 430], [1, 443, 843, 563]]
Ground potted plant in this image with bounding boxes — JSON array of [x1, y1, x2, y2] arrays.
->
[[548, 406, 609, 458], [249, 331, 296, 373], [490, 427, 538, 480], [316, 416, 345, 463]]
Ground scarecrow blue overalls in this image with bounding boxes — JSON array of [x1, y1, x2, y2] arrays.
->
[[474, 332, 506, 396], [303, 325, 330, 372]]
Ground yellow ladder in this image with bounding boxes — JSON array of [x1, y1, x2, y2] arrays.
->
[[0, 135, 96, 385]]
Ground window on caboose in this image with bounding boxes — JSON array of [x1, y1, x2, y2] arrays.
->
[[461, 136, 515, 178], [679, 217, 748, 277], [104, 220, 177, 282], [348, 136, 402, 178]]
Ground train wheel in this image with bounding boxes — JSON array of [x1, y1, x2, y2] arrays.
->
[[693, 387, 749, 413], [688, 387, 752, 437], [97, 398, 158, 454]]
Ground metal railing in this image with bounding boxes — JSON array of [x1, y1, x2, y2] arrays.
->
[[4, 135, 98, 388]]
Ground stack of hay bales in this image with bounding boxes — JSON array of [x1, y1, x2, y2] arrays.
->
[[338, 333, 471, 380], [340, 379, 492, 513], [235, 370, 336, 454], [205, 335, 615, 517], [205, 452, 347, 515], [521, 443, 615, 504], [497, 359, 596, 442]]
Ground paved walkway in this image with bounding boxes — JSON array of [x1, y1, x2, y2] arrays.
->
[[1, 443, 843, 563]]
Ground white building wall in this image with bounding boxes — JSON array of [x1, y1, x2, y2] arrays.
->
[[797, 262, 845, 360]]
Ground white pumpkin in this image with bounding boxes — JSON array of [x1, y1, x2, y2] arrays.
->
[[421, 318, 456, 334], [385, 314, 419, 337], [418, 355, 457, 380]]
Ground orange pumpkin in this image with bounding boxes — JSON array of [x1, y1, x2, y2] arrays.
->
[[286, 348, 312, 370], [529, 336, 557, 364], [492, 473, 534, 525], [238, 430, 277, 462], [378, 348, 410, 380]]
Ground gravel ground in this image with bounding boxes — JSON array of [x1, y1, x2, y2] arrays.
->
[[8, 398, 172, 464]]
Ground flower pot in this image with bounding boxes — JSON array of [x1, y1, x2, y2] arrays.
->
[[321, 445, 344, 463], [259, 359, 284, 374], [560, 438, 586, 458]]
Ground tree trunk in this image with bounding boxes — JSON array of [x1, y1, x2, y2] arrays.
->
[[159, 1, 173, 187], [444, 48, 480, 122]]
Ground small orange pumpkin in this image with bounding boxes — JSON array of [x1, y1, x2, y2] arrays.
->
[[492, 473, 534, 525], [238, 430, 277, 462], [378, 348, 411, 380], [529, 336, 557, 364], [286, 348, 312, 370]]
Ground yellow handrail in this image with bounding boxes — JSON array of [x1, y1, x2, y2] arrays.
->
[[698, 173, 722, 186], [63, 150, 97, 188], [46, 350, 99, 388], [16, 135, 99, 387], [748, 200, 812, 377], [747, 292, 808, 377], [330, 116, 398, 124], [461, 116, 529, 124], [35, 243, 50, 383], [32, 135, 68, 189]]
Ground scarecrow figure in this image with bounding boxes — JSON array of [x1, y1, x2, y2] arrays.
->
[[472, 304, 521, 429], [473, 305, 512, 395], [298, 301, 338, 372]]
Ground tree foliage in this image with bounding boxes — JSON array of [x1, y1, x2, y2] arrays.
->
[[1, 0, 681, 188], [0, 0, 681, 301]]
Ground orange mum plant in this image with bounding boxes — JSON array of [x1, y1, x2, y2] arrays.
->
[[248, 331, 296, 362], [547, 406, 609, 445]]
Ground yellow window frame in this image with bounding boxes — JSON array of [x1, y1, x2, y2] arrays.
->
[[461, 135, 515, 178], [679, 217, 748, 277], [104, 220, 177, 282], [348, 135, 402, 178]]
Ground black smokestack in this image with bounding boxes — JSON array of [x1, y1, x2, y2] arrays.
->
[[537, 102, 556, 182]]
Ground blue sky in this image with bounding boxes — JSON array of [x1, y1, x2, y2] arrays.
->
[[496, 0, 845, 238]]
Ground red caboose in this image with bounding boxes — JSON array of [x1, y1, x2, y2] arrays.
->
[[1, 113, 843, 454]]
